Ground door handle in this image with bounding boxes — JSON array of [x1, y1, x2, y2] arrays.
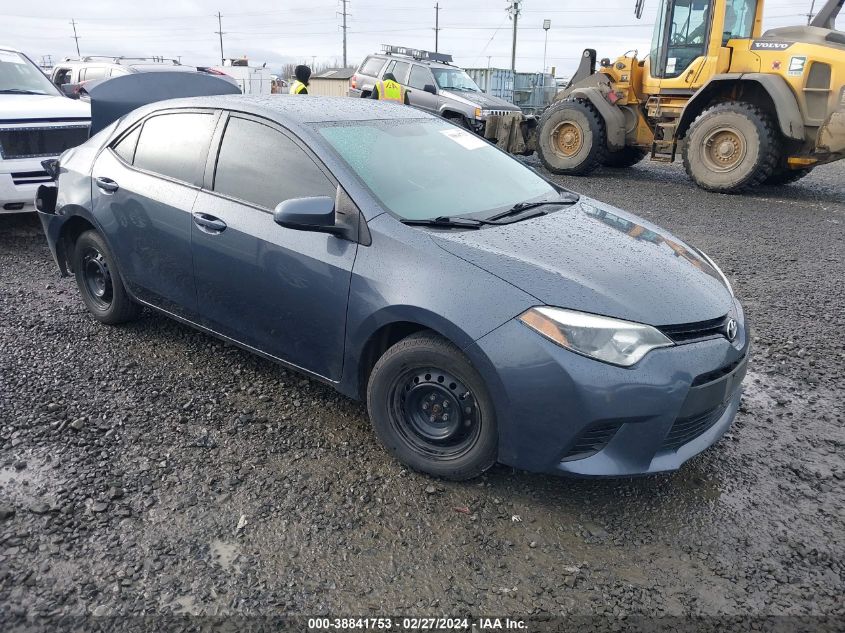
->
[[192, 212, 227, 233], [95, 176, 119, 193]]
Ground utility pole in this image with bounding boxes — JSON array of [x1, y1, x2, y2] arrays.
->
[[70, 19, 81, 56], [507, 1, 521, 73], [806, 0, 817, 24], [542, 19, 551, 73], [434, 3, 441, 53], [339, 0, 350, 68], [215, 12, 225, 65]]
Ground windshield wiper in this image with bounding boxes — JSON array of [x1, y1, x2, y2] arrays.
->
[[401, 215, 501, 230], [0, 89, 48, 95], [487, 193, 580, 222]]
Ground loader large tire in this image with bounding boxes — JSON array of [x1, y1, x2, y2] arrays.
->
[[683, 101, 780, 193], [601, 146, 647, 168], [537, 99, 607, 176], [764, 158, 814, 185]]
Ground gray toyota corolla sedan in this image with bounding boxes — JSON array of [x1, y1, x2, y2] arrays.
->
[[37, 94, 749, 480]]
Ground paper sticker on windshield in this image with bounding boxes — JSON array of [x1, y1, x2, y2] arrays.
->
[[666, 58, 677, 74], [788, 56, 806, 76], [0, 51, 25, 64], [440, 129, 487, 150]]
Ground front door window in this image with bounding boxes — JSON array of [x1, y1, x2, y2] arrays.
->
[[650, 0, 712, 79]]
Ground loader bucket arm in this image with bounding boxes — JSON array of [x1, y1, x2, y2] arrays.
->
[[810, 0, 843, 29]]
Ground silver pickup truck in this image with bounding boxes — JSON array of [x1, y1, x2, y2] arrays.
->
[[349, 46, 534, 154]]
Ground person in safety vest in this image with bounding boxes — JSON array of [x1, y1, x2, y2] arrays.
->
[[290, 65, 311, 95], [370, 72, 410, 104]]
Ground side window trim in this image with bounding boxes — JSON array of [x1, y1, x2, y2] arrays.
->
[[107, 108, 221, 188], [204, 110, 340, 213], [108, 122, 142, 166]]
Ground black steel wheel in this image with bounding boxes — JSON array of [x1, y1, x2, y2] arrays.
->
[[80, 246, 113, 311], [389, 367, 481, 460], [367, 333, 497, 480], [72, 230, 140, 324]]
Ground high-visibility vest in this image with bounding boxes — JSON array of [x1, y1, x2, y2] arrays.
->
[[376, 79, 405, 103], [290, 80, 307, 95]]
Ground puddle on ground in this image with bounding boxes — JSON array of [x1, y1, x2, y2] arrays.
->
[[172, 594, 201, 615], [210, 539, 240, 572]]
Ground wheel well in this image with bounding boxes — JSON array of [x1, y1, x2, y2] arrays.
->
[[57, 215, 96, 274], [361, 90, 372, 98], [442, 110, 464, 121], [357, 322, 431, 399], [678, 81, 780, 139]]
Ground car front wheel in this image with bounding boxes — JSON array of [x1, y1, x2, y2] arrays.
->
[[72, 230, 140, 324], [367, 332, 497, 480]]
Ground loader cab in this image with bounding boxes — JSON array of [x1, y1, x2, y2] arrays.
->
[[644, 0, 763, 90]]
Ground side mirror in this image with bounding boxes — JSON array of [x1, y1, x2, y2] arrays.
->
[[423, 84, 437, 95], [60, 84, 78, 98], [273, 196, 340, 233]]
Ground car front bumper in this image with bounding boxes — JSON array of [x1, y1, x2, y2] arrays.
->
[[0, 157, 54, 213], [467, 300, 750, 476]]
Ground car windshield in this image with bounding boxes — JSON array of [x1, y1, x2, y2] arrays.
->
[[318, 119, 557, 221], [431, 68, 481, 92], [0, 50, 60, 95]]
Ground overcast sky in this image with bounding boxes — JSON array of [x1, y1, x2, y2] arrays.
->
[[3, 0, 815, 75]]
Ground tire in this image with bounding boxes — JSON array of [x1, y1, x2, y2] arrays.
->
[[366, 332, 497, 480], [72, 230, 140, 324], [682, 101, 780, 193], [537, 99, 607, 176], [764, 162, 814, 185], [601, 146, 647, 168]]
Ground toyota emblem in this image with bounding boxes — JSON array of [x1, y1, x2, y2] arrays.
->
[[725, 318, 738, 342]]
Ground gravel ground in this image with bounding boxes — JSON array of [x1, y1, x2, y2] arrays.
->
[[0, 160, 843, 629]]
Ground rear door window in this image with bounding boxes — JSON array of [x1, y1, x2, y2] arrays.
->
[[387, 61, 410, 83], [408, 65, 433, 90], [212, 116, 335, 210], [359, 56, 386, 77], [132, 112, 216, 184], [80, 66, 107, 81]]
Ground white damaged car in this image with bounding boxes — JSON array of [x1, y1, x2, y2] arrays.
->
[[1, 46, 89, 213]]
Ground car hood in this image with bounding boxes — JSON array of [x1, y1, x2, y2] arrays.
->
[[430, 199, 734, 326], [440, 89, 520, 112], [0, 93, 90, 120]]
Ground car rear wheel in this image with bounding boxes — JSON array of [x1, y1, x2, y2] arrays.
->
[[367, 333, 497, 480], [72, 230, 140, 324]]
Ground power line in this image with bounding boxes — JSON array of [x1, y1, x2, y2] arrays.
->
[[434, 3, 441, 52], [70, 19, 80, 56], [215, 11, 225, 65]]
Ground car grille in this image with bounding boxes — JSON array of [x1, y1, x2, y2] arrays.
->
[[658, 315, 728, 344], [484, 109, 519, 117], [560, 421, 622, 462], [660, 404, 727, 451], [0, 125, 89, 160], [11, 170, 53, 186]]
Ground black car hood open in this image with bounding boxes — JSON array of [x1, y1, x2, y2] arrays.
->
[[430, 199, 734, 327], [82, 72, 241, 135]]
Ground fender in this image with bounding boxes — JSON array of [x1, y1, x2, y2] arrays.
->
[[678, 73, 805, 141], [566, 86, 627, 150], [338, 305, 496, 399]]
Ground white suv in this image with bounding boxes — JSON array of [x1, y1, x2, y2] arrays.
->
[[1, 46, 90, 213]]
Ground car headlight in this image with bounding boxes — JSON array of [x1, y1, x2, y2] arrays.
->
[[518, 307, 673, 367], [695, 249, 734, 297]]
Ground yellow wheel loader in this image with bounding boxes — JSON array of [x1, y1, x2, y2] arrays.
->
[[536, 0, 845, 192]]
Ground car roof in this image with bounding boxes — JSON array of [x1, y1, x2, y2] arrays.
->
[[139, 94, 432, 125]]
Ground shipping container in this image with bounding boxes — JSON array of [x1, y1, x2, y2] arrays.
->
[[512, 72, 557, 115], [464, 68, 515, 103]]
